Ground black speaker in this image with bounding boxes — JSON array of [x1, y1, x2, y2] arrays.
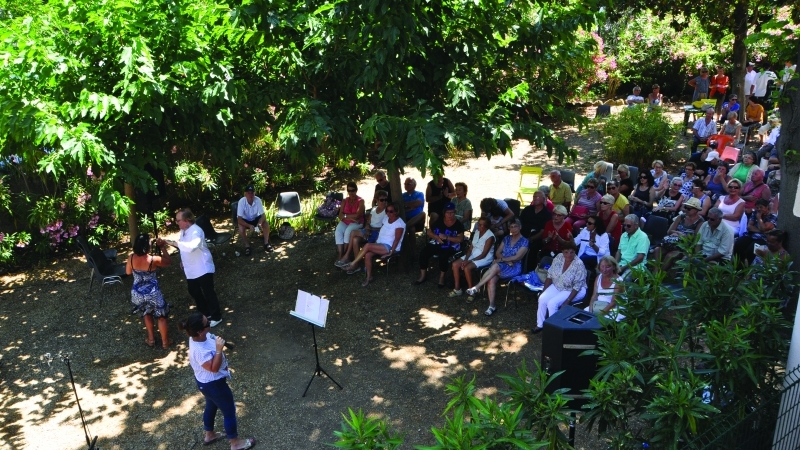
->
[[541, 305, 601, 405]]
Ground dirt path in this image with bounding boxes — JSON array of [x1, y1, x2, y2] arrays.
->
[[0, 106, 692, 450]]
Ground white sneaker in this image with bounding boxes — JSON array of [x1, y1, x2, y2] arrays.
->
[[209, 319, 222, 327], [466, 287, 478, 296]]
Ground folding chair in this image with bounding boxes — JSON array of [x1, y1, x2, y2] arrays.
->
[[503, 198, 521, 218], [374, 251, 402, 276], [85, 248, 128, 304], [76, 236, 118, 272], [643, 215, 670, 254], [516, 166, 543, 203], [719, 146, 741, 165], [276, 192, 302, 219], [195, 215, 233, 253]]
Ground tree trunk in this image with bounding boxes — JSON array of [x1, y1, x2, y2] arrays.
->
[[732, 0, 748, 119], [124, 182, 139, 242], [777, 54, 800, 262]]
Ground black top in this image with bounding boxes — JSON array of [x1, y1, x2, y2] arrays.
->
[[619, 178, 634, 195], [429, 217, 464, 251], [519, 205, 552, 239], [374, 182, 393, 204], [427, 177, 452, 215]]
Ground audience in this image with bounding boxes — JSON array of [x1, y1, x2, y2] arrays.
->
[[714, 179, 745, 235], [336, 190, 387, 267], [653, 197, 705, 272], [576, 215, 610, 274], [598, 194, 622, 250], [733, 199, 777, 265], [730, 151, 758, 184], [616, 164, 634, 196], [449, 217, 495, 302], [651, 160, 670, 198], [677, 162, 698, 197], [531, 241, 587, 334], [651, 178, 685, 222], [342, 202, 405, 287], [426, 174, 455, 226], [569, 177, 602, 229], [548, 170, 572, 209], [402, 178, 426, 231], [236, 185, 273, 255], [695, 208, 734, 264], [372, 170, 392, 206], [616, 214, 649, 278], [466, 219, 528, 317], [689, 179, 713, 217], [585, 255, 624, 320], [704, 161, 731, 201], [335, 182, 365, 263], [752, 229, 788, 267], [740, 168, 771, 214], [606, 180, 630, 216], [451, 182, 473, 230], [416, 203, 465, 287], [691, 109, 718, 154]]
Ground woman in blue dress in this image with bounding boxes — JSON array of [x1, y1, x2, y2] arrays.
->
[[466, 219, 529, 316], [126, 233, 173, 349]]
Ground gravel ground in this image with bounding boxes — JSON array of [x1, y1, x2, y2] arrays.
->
[[0, 106, 693, 450]]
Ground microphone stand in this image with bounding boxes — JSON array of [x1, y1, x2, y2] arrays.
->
[[43, 352, 98, 450]]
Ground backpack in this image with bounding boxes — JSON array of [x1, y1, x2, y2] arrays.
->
[[316, 193, 341, 218]]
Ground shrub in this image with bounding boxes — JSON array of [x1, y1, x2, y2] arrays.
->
[[597, 105, 679, 170]]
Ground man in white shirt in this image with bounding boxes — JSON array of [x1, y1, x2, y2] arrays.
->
[[691, 109, 717, 154], [744, 62, 758, 107], [779, 60, 795, 91], [753, 63, 777, 103], [626, 86, 645, 106], [237, 185, 273, 254], [168, 209, 223, 327]]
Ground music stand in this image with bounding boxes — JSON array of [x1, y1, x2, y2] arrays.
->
[[290, 290, 343, 397]]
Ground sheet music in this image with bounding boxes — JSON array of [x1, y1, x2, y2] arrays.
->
[[290, 289, 330, 327]]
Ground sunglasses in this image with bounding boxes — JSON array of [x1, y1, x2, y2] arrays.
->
[[624, 224, 634, 228], [600, 201, 611, 205], [728, 185, 741, 190], [606, 186, 617, 190], [586, 185, 597, 189], [639, 176, 648, 180], [378, 198, 387, 202], [683, 206, 696, 210]]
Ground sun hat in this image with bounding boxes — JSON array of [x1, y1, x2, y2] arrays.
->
[[684, 197, 702, 210]]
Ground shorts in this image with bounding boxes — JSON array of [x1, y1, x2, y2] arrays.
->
[[366, 229, 380, 243], [240, 215, 263, 227], [379, 244, 392, 252]]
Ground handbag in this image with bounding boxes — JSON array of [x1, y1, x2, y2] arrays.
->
[[592, 300, 610, 314], [569, 205, 591, 220], [316, 193, 341, 218]]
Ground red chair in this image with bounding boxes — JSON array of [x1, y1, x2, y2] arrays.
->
[[719, 146, 740, 164], [708, 134, 734, 152]]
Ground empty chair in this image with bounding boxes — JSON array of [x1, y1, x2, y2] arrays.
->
[[76, 235, 118, 278], [86, 248, 128, 304], [595, 104, 611, 118], [276, 192, 302, 219], [560, 170, 576, 192], [516, 165, 543, 203], [195, 215, 233, 251], [719, 145, 741, 164], [503, 198, 521, 218], [643, 215, 670, 252], [627, 166, 639, 182]]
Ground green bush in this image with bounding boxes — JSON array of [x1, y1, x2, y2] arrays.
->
[[597, 105, 679, 170]]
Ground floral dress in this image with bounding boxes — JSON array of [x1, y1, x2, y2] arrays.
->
[[498, 235, 530, 278], [131, 256, 169, 318]]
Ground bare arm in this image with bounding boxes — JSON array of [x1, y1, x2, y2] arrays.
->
[[200, 336, 226, 373]]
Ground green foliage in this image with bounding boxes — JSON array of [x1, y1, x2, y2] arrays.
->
[[173, 161, 220, 201], [582, 250, 797, 448], [0, 230, 30, 266], [597, 105, 679, 169], [332, 408, 404, 450]]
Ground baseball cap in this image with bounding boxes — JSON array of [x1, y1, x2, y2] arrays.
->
[[705, 151, 720, 162], [747, 62, 755, 67], [244, 185, 255, 192], [444, 202, 456, 211]]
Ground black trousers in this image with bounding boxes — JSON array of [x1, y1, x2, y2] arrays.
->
[[187, 273, 222, 321], [418, 244, 458, 272], [733, 235, 765, 266]]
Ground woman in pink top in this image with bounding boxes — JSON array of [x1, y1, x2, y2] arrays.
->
[[335, 182, 365, 263]]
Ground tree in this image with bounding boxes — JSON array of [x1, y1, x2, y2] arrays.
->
[[0, 0, 271, 238]]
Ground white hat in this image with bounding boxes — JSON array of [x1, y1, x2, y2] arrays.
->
[[705, 151, 720, 162]]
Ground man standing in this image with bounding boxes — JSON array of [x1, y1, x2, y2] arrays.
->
[[616, 214, 649, 278], [372, 170, 393, 206], [753, 63, 777, 105], [548, 170, 572, 210], [168, 209, 223, 327], [695, 208, 734, 264], [744, 62, 758, 107], [691, 109, 717, 154], [237, 185, 273, 255]]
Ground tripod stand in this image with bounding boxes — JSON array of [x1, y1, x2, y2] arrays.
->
[[302, 324, 343, 397], [43, 352, 98, 449]]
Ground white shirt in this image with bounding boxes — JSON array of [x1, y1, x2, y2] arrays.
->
[[626, 94, 644, 106], [178, 224, 215, 279], [189, 333, 230, 383], [377, 217, 406, 251], [745, 70, 758, 95], [237, 196, 265, 221], [754, 70, 777, 97], [766, 126, 780, 146], [576, 228, 610, 261], [466, 229, 495, 267], [368, 206, 386, 228], [693, 118, 717, 138]]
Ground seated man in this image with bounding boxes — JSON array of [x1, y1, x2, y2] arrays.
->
[[520, 190, 552, 268], [695, 208, 733, 264], [691, 109, 717, 154], [717, 95, 740, 124], [237, 185, 273, 254], [402, 177, 426, 231], [615, 214, 649, 278], [626, 86, 645, 107], [548, 170, 572, 210], [756, 121, 780, 161]]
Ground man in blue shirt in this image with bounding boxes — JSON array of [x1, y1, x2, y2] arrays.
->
[[402, 177, 426, 230]]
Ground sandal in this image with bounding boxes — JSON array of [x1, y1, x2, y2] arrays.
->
[[484, 306, 496, 316], [203, 432, 224, 446], [244, 247, 252, 256], [346, 268, 361, 275], [145, 339, 155, 348], [232, 437, 256, 450], [361, 278, 373, 287], [263, 243, 274, 253], [162, 339, 174, 350]]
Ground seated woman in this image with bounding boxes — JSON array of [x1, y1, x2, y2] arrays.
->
[[531, 241, 587, 334], [733, 199, 777, 266], [334, 182, 365, 264], [568, 178, 601, 229], [651, 160, 670, 198], [752, 229, 789, 267], [616, 164, 634, 197], [576, 215, 610, 274], [336, 190, 387, 267], [466, 219, 529, 317], [714, 179, 745, 235], [606, 180, 630, 217], [416, 203, 465, 287], [652, 197, 705, 272], [721, 111, 742, 144], [688, 179, 713, 218], [477, 197, 514, 239], [449, 217, 495, 302], [647, 84, 662, 110], [576, 161, 610, 196], [628, 170, 655, 218], [598, 194, 622, 253], [585, 255, 624, 320], [451, 182, 473, 230], [730, 151, 758, 185], [704, 161, 731, 201], [677, 162, 699, 197], [541, 205, 574, 258], [650, 178, 685, 222], [342, 202, 405, 287]]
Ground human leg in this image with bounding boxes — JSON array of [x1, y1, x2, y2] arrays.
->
[[334, 221, 348, 259], [468, 262, 500, 293], [197, 273, 222, 322], [157, 316, 170, 348], [197, 379, 238, 439], [535, 285, 571, 328], [186, 278, 209, 317], [143, 314, 155, 346], [486, 275, 499, 308], [416, 243, 437, 282], [451, 260, 464, 291], [463, 262, 479, 288], [343, 234, 365, 263], [346, 243, 387, 270], [237, 223, 250, 249], [363, 251, 375, 287]]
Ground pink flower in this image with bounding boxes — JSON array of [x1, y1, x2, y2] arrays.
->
[[86, 167, 93, 177], [244, 163, 248, 168], [223, 199, 230, 205], [255, 168, 262, 173], [0, 232, 4, 242], [165, 220, 172, 226], [349, 160, 355, 167]]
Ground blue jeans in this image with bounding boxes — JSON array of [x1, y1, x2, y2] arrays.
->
[[196, 377, 237, 439]]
